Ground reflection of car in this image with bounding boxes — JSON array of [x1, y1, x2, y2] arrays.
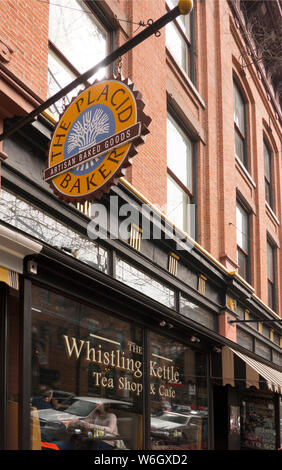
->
[[32, 396, 135, 449], [35, 396, 132, 426], [51, 390, 75, 410], [171, 405, 192, 414], [151, 411, 208, 447]]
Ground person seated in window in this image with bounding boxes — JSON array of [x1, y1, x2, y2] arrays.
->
[[31, 389, 53, 410], [69, 403, 118, 450], [86, 403, 118, 450]]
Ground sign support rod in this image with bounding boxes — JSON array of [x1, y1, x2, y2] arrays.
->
[[0, 2, 193, 142]]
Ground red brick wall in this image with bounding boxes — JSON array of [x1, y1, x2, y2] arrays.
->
[[0, 0, 281, 316], [125, 0, 167, 210], [0, 0, 49, 99]]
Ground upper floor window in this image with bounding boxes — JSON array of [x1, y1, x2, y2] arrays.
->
[[264, 140, 274, 210], [166, 113, 194, 235], [236, 201, 250, 281], [166, 0, 193, 79], [233, 81, 248, 168], [267, 239, 276, 311], [48, 0, 109, 116]]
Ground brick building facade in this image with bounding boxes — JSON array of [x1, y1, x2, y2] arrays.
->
[[0, 0, 281, 451]]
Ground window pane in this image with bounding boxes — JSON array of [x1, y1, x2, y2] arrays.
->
[[236, 204, 248, 252], [233, 83, 245, 134], [150, 332, 208, 450], [49, 0, 107, 78], [236, 328, 253, 351], [0, 189, 108, 273], [48, 50, 81, 116], [255, 340, 271, 361], [115, 257, 175, 309], [267, 242, 274, 282], [264, 142, 273, 207], [268, 281, 274, 310], [166, 21, 188, 73], [273, 351, 282, 367], [167, 175, 190, 232], [237, 249, 247, 280], [265, 180, 271, 206], [235, 130, 244, 163], [241, 395, 276, 450], [167, 0, 191, 38], [264, 142, 271, 182], [30, 286, 144, 450], [167, 116, 192, 191], [180, 296, 217, 331]]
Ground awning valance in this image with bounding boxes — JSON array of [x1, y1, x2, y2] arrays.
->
[[0, 224, 42, 274], [211, 346, 282, 394], [230, 348, 282, 394]]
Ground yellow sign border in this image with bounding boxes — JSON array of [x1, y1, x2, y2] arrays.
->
[[46, 77, 151, 203]]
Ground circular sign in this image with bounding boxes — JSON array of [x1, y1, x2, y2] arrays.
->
[[45, 78, 151, 202]]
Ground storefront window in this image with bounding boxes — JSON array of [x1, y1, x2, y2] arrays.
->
[[116, 257, 175, 309], [240, 393, 276, 450], [0, 189, 108, 273], [150, 332, 208, 450], [180, 295, 217, 331], [272, 350, 282, 367], [236, 328, 254, 351], [30, 285, 143, 450], [255, 340, 271, 361]]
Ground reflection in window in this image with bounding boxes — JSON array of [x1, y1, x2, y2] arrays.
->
[[30, 286, 144, 450], [236, 328, 253, 351], [166, 113, 194, 236], [48, 0, 108, 117], [0, 189, 107, 273], [166, 21, 189, 72], [272, 351, 282, 367], [241, 394, 276, 450], [255, 340, 271, 361], [180, 296, 217, 331], [167, 175, 191, 232], [237, 304, 245, 320], [116, 257, 175, 309], [233, 81, 247, 167], [166, 0, 191, 76], [150, 332, 208, 450], [245, 311, 257, 330], [48, 50, 81, 116], [264, 141, 273, 209], [236, 202, 249, 281], [167, 115, 192, 191], [267, 240, 276, 311]]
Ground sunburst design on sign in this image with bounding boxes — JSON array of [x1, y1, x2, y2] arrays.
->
[[67, 109, 110, 154]]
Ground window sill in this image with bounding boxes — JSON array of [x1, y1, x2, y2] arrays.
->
[[235, 156, 256, 189], [166, 48, 206, 110], [265, 201, 280, 226]]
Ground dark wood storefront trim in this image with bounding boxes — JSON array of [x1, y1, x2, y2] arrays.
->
[[23, 248, 282, 372], [0, 283, 8, 450], [19, 278, 32, 450]]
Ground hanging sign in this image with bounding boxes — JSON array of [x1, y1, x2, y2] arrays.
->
[[44, 77, 151, 202]]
